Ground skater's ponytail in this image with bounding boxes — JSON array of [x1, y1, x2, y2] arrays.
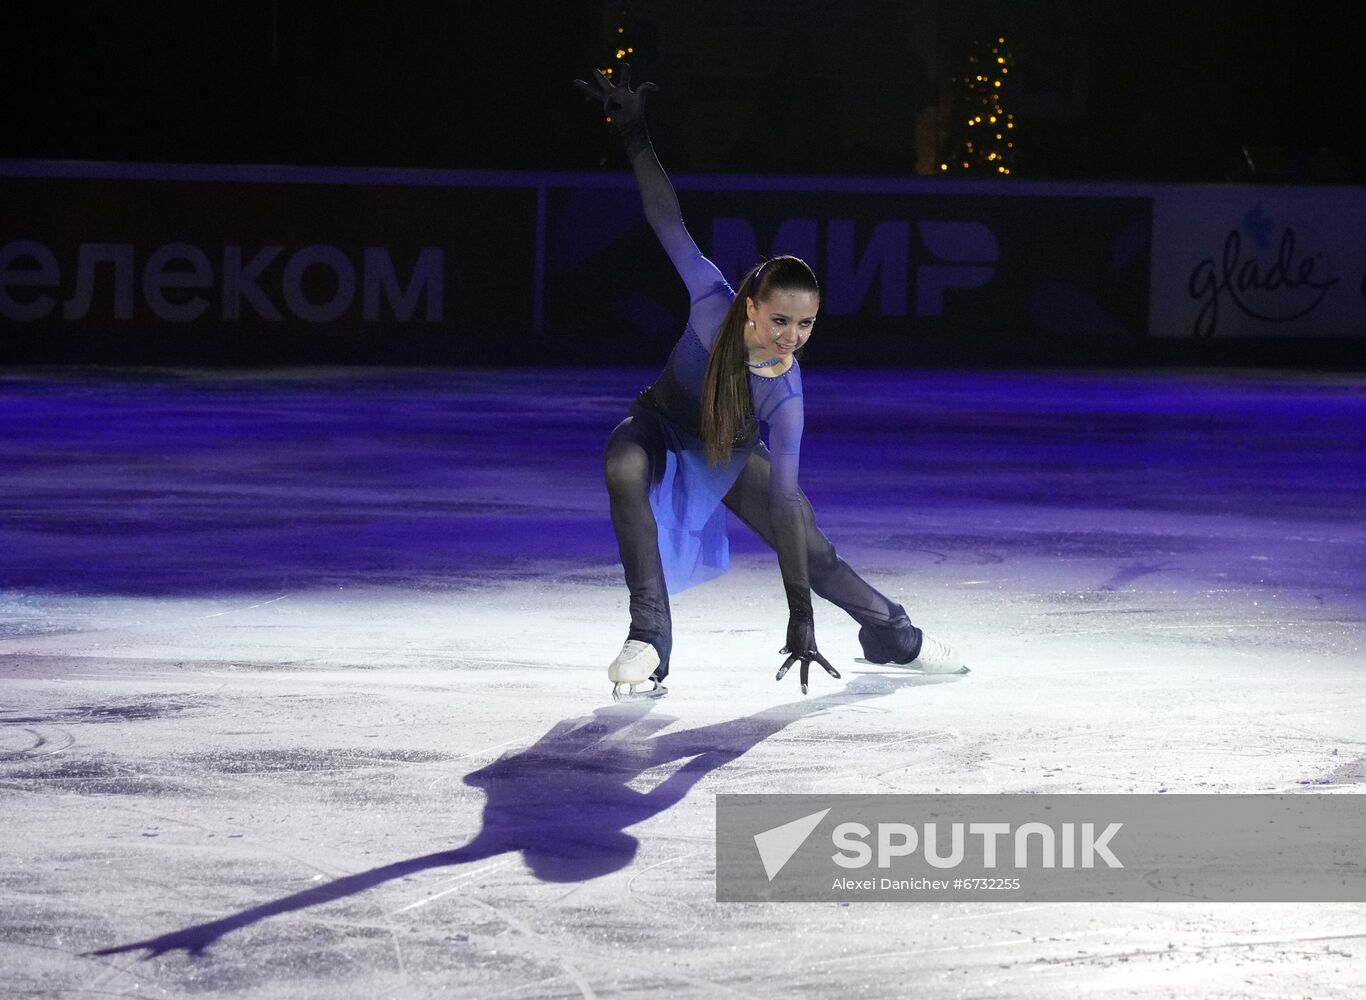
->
[[701, 255, 819, 467]]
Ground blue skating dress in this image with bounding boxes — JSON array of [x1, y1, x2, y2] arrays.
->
[[628, 271, 806, 594]]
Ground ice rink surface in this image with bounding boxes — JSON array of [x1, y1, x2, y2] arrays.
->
[[2, 365, 1364, 998]]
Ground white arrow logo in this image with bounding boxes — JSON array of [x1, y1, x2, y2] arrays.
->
[[753, 809, 831, 881]]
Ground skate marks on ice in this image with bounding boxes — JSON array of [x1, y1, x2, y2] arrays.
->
[[1, 694, 206, 790], [86, 673, 950, 959], [1094, 560, 1178, 592], [3, 692, 205, 729], [0, 723, 77, 762]]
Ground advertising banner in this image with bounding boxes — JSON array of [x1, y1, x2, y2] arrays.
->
[[0, 167, 536, 362], [5, 161, 1364, 366], [544, 182, 1152, 366], [1149, 184, 1366, 339]]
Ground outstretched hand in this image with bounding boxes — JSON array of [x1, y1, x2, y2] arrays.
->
[[775, 618, 841, 695], [573, 63, 657, 128]]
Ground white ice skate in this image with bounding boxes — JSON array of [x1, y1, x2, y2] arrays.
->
[[608, 639, 668, 701], [900, 632, 970, 674], [855, 632, 970, 675]]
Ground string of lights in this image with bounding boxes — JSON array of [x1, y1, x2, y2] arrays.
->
[[600, 2, 635, 125], [942, 35, 1015, 176], [603, 6, 633, 80]]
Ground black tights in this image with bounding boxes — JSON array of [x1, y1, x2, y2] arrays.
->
[[603, 410, 916, 681]]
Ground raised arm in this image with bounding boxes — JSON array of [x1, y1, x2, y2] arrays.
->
[[575, 65, 726, 303]]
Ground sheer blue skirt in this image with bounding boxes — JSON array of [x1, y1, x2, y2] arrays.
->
[[628, 393, 756, 594]]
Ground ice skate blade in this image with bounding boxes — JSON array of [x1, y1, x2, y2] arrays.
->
[[612, 680, 669, 702], [854, 657, 970, 675]]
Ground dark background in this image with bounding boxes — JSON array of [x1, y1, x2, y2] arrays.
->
[[1, 0, 1360, 184]]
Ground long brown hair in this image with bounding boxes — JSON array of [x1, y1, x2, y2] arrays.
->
[[700, 255, 820, 467]]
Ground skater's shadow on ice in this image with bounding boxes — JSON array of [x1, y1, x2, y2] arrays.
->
[[88, 672, 945, 959]]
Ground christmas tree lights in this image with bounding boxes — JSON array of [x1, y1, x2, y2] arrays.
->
[[941, 35, 1016, 176], [601, 6, 634, 84]]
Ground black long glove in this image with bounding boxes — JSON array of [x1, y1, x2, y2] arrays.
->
[[776, 584, 840, 694], [573, 63, 658, 159]]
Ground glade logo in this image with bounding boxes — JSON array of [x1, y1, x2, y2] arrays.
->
[[754, 811, 1123, 880], [1187, 205, 1339, 337]]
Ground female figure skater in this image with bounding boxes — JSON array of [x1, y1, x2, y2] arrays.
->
[[575, 66, 968, 700]]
